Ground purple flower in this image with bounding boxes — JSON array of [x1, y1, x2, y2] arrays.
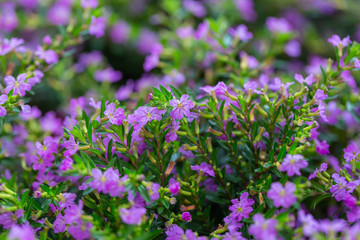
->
[[104, 103, 126, 125], [266, 17, 292, 33], [119, 206, 146, 225], [143, 53, 159, 72], [43, 35, 52, 45], [315, 139, 330, 155], [229, 192, 254, 221], [294, 73, 316, 86], [249, 214, 278, 240], [64, 201, 84, 224], [169, 95, 194, 120], [40, 112, 63, 135], [285, 40, 301, 57], [165, 121, 180, 143], [147, 182, 160, 201], [0, 38, 24, 56], [200, 81, 228, 96], [58, 193, 76, 208], [176, 26, 193, 39], [280, 154, 308, 176], [28, 70, 44, 87], [31, 154, 54, 171], [194, 20, 209, 40], [53, 214, 66, 233], [190, 162, 215, 177], [168, 178, 180, 195], [309, 163, 328, 180], [354, 58, 360, 68], [90, 168, 119, 194], [133, 106, 164, 125], [4, 74, 31, 97], [343, 142, 360, 163], [89, 16, 106, 38], [8, 222, 35, 240], [47, 3, 71, 25], [35, 47, 58, 64], [328, 35, 351, 47], [110, 21, 130, 44], [136, 29, 158, 54], [81, 0, 98, 8], [94, 68, 122, 83], [318, 102, 328, 122], [183, 0, 206, 17], [233, 0, 257, 22], [330, 173, 350, 201], [298, 210, 319, 236], [267, 182, 296, 208], [18, 0, 39, 9], [36, 136, 58, 158], [0, 3, 18, 33], [68, 221, 93, 240], [318, 219, 346, 236], [165, 224, 199, 240], [0, 94, 8, 117], [229, 24, 253, 42], [182, 212, 192, 222], [314, 89, 327, 102], [59, 156, 73, 171], [0, 210, 23, 229]]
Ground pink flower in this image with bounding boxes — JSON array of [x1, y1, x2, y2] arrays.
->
[[267, 182, 296, 208], [169, 95, 194, 120], [35, 47, 58, 64], [4, 74, 31, 96]]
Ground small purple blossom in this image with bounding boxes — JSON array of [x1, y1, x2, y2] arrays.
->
[[182, 212, 192, 222], [249, 214, 278, 240], [328, 35, 351, 47], [280, 154, 308, 176], [8, 222, 35, 240], [94, 68, 122, 83], [104, 103, 126, 125], [89, 16, 106, 38], [81, 0, 98, 8], [191, 162, 215, 177], [169, 95, 194, 120], [229, 192, 254, 221], [35, 47, 58, 64], [119, 206, 146, 225], [267, 182, 296, 208], [229, 24, 253, 42], [4, 74, 31, 97]]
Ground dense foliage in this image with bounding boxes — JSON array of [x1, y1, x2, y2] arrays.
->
[[0, 0, 360, 239]]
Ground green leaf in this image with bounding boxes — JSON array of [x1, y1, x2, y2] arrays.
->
[[169, 85, 182, 99], [100, 97, 106, 119]]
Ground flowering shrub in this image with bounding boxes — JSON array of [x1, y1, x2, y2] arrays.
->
[[0, 0, 360, 240]]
